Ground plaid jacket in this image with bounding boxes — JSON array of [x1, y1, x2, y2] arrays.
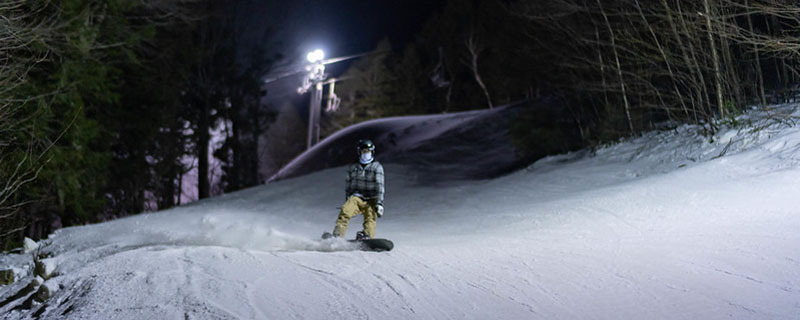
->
[[345, 161, 384, 206]]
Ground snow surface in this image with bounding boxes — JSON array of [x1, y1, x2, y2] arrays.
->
[[22, 239, 37, 254], [2, 105, 800, 319]]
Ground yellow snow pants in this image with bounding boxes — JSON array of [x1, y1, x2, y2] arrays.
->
[[333, 196, 378, 238]]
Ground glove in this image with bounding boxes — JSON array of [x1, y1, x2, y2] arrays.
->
[[376, 204, 384, 218]]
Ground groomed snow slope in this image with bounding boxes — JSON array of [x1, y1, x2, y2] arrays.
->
[[2, 105, 800, 319]]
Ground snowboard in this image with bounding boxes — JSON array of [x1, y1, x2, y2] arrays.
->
[[321, 232, 394, 252]]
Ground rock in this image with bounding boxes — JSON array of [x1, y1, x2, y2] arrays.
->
[[23, 237, 38, 253], [34, 258, 57, 280], [35, 278, 59, 301], [32, 275, 44, 287], [0, 269, 14, 285]]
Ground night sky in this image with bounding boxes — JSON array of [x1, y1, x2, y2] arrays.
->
[[251, 0, 446, 104], [277, 0, 444, 67]]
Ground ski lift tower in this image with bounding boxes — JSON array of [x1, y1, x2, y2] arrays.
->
[[265, 49, 372, 150], [299, 49, 325, 149], [298, 49, 340, 149]]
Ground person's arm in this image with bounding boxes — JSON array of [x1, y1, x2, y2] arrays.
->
[[375, 164, 384, 207]]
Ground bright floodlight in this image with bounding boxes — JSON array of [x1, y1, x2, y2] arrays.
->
[[306, 49, 325, 63]]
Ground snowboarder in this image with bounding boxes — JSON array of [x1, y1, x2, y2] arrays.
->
[[329, 139, 384, 240]]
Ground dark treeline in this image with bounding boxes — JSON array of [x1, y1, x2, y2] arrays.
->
[[1, 0, 278, 249], [3, 0, 800, 249], [515, 0, 800, 137]]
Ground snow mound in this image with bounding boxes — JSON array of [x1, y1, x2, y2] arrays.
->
[[270, 102, 527, 182]]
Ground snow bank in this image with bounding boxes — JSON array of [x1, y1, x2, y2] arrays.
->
[[270, 102, 526, 182]]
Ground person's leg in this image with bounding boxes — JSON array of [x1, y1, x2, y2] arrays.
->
[[361, 201, 377, 238], [333, 196, 363, 237]]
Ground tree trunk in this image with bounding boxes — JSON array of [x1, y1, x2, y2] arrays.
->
[[703, 0, 725, 117], [635, 0, 689, 119], [466, 32, 493, 109], [718, 3, 741, 111], [595, 25, 610, 111], [249, 102, 267, 186], [162, 168, 175, 209], [662, 0, 701, 124], [198, 98, 210, 199], [230, 97, 242, 191], [598, 0, 634, 134], [177, 165, 184, 206], [675, 0, 714, 130], [744, 0, 765, 107]]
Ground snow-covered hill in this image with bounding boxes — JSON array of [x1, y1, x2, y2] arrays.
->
[[2, 105, 800, 319], [270, 102, 526, 182]]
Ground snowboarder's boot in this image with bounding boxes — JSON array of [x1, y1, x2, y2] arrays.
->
[[322, 232, 335, 239], [355, 231, 370, 240]]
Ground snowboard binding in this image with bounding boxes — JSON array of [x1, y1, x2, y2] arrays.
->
[[355, 231, 370, 240]]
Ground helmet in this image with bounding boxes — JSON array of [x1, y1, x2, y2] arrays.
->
[[357, 139, 375, 164], [357, 139, 375, 152]]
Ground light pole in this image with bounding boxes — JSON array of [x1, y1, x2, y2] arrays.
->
[[299, 49, 326, 149], [298, 49, 342, 150]]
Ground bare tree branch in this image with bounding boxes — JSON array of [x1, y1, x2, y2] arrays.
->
[[463, 30, 494, 109]]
